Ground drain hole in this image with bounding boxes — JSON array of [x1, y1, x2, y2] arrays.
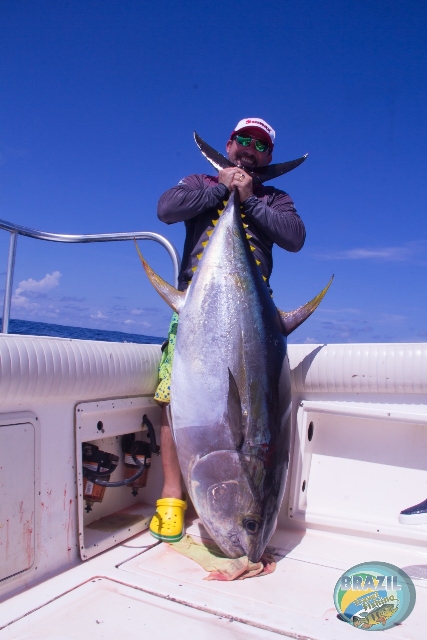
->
[[308, 421, 314, 441], [302, 480, 306, 492]]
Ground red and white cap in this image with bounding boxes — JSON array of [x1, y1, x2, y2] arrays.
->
[[231, 117, 275, 148]]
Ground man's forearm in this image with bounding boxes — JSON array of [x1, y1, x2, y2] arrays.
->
[[242, 194, 306, 252], [158, 178, 229, 224]]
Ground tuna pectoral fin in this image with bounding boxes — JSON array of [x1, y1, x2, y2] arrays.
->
[[227, 369, 244, 449], [278, 276, 333, 336], [134, 240, 185, 314]]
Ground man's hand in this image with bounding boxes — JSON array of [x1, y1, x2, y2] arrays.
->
[[218, 167, 253, 201], [218, 167, 242, 190], [230, 169, 253, 202]]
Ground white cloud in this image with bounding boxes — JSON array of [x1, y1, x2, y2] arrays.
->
[[12, 271, 62, 312], [332, 247, 412, 260], [124, 318, 151, 328], [90, 311, 107, 319], [315, 241, 427, 263], [317, 307, 361, 315], [376, 312, 407, 324], [15, 271, 62, 296], [12, 296, 39, 311]]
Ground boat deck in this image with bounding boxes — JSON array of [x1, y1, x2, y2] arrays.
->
[[1, 338, 427, 638], [1, 518, 426, 639]]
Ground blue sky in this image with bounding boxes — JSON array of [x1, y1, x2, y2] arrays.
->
[[0, 0, 426, 342]]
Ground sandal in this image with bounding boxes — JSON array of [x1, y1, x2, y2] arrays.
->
[[149, 498, 187, 542]]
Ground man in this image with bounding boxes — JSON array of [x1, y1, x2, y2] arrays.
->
[[149, 118, 306, 542]]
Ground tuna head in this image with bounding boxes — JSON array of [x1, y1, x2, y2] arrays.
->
[[191, 448, 269, 561]]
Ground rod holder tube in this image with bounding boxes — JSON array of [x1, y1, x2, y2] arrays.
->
[[2, 231, 18, 334]]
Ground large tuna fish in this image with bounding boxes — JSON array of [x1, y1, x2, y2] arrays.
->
[[136, 193, 331, 561]]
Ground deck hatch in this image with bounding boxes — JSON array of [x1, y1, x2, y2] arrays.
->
[[0, 422, 35, 581]]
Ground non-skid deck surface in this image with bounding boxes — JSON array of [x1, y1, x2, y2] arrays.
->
[[0, 577, 282, 640], [118, 526, 427, 639], [1, 526, 427, 639]]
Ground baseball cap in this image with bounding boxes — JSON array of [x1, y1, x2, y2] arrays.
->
[[231, 117, 275, 148]]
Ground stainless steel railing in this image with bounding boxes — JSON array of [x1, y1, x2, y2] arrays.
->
[[0, 218, 181, 334]]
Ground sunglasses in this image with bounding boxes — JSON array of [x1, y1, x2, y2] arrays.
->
[[233, 134, 270, 153]]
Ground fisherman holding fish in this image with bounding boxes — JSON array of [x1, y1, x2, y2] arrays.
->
[[149, 118, 307, 543]]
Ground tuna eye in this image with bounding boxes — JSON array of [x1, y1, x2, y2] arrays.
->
[[243, 518, 260, 534]]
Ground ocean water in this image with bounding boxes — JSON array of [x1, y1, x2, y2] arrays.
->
[[2, 318, 164, 345]]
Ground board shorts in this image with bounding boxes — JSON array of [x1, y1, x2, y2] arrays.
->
[[154, 312, 178, 405]]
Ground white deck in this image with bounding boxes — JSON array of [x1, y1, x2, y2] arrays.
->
[[1, 336, 427, 638], [1, 524, 427, 639]]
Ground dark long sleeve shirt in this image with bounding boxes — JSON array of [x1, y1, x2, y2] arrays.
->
[[157, 174, 306, 291]]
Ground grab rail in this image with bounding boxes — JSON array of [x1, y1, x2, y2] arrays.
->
[[0, 218, 181, 334]]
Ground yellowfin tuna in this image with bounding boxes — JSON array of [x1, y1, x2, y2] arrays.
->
[[136, 192, 331, 561]]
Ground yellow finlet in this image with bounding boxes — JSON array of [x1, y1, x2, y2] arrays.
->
[[263, 275, 267, 281], [223, 200, 228, 206], [212, 219, 218, 226], [206, 229, 213, 237], [217, 209, 224, 215], [191, 266, 197, 273], [256, 259, 261, 266], [196, 253, 203, 260], [246, 233, 252, 240], [241, 214, 246, 219], [243, 223, 249, 229], [202, 241, 208, 247], [250, 245, 256, 252]]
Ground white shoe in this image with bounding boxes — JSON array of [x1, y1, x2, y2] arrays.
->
[[398, 498, 427, 524]]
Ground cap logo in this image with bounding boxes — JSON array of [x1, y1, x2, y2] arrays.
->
[[244, 119, 271, 133]]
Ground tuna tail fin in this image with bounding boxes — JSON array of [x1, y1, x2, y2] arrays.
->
[[134, 240, 186, 314], [277, 276, 333, 336]]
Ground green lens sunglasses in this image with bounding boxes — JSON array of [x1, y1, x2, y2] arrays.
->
[[233, 134, 270, 153]]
